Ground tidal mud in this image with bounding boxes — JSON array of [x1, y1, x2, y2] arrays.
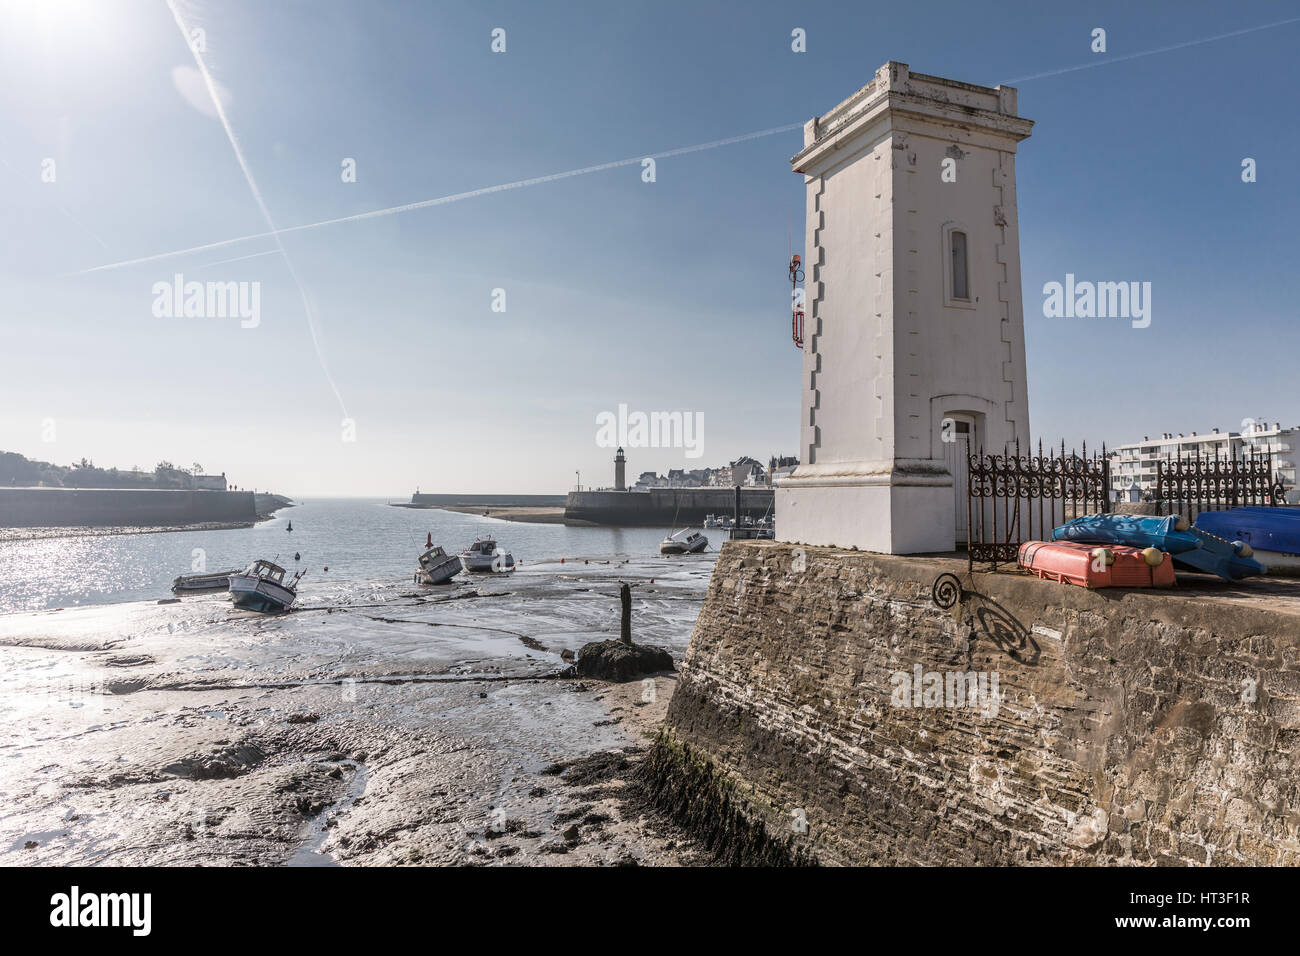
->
[[0, 555, 715, 865]]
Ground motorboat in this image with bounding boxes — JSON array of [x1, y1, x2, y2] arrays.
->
[[461, 538, 514, 572], [415, 544, 462, 584], [171, 569, 240, 593], [703, 514, 724, 528], [229, 559, 301, 612], [660, 530, 708, 555]]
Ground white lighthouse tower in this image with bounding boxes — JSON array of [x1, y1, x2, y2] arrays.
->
[[777, 62, 1034, 554]]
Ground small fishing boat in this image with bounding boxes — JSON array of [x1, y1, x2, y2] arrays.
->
[[171, 569, 240, 593], [415, 542, 462, 584], [461, 538, 514, 572], [1195, 507, 1300, 575], [660, 530, 708, 555], [703, 514, 723, 529], [1018, 540, 1175, 589], [229, 559, 301, 612]]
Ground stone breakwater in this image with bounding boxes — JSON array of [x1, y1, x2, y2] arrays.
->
[[649, 540, 1300, 865]]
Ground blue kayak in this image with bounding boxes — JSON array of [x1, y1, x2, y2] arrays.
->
[[1195, 508, 1300, 556], [1051, 514, 1200, 554]]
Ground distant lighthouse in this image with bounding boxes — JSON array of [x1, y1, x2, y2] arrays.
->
[[614, 446, 626, 491]]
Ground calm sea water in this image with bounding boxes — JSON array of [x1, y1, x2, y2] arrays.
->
[[0, 499, 690, 615]]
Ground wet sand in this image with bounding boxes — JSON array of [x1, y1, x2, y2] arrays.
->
[[0, 554, 714, 865], [417, 505, 570, 524]]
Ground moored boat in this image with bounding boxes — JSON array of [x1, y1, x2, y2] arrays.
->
[[171, 569, 240, 592], [415, 544, 462, 584], [660, 530, 708, 555], [461, 538, 514, 572], [229, 559, 301, 612]]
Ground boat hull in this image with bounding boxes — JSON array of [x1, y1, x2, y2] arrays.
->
[[172, 570, 239, 592], [462, 553, 514, 572], [1018, 540, 1175, 589], [1052, 514, 1200, 553], [416, 555, 463, 584], [229, 574, 297, 612], [1194, 507, 1300, 558]]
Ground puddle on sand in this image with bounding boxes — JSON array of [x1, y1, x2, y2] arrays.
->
[[287, 760, 369, 867]]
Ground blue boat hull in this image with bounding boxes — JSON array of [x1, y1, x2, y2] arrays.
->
[[1194, 507, 1300, 557], [1051, 514, 1200, 553]]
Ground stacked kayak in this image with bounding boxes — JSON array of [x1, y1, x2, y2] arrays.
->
[[1194, 507, 1300, 576], [1049, 513, 1265, 582], [1018, 540, 1175, 589]]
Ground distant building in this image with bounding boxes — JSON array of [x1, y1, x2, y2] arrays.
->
[[768, 455, 799, 486], [614, 447, 626, 491], [1109, 422, 1297, 503], [192, 472, 228, 491]]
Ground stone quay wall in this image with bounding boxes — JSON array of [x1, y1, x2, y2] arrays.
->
[[653, 540, 1300, 865]]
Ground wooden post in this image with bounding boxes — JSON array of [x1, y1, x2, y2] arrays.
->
[[619, 582, 632, 645]]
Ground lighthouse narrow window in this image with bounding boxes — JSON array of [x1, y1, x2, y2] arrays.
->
[[950, 230, 969, 300]]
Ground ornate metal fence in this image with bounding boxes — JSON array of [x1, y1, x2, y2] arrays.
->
[[967, 441, 1110, 571], [1156, 448, 1285, 524]]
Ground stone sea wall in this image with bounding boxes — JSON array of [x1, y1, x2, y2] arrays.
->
[[565, 488, 774, 526], [652, 541, 1300, 865], [0, 487, 258, 527]]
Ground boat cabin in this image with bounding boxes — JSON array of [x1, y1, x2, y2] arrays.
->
[[245, 559, 286, 583], [465, 539, 497, 554]]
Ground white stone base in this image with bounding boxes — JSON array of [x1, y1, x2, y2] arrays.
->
[[775, 459, 955, 554]]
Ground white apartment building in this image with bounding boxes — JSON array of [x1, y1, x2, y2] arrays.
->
[[1109, 421, 1297, 503]]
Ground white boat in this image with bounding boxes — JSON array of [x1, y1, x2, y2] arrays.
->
[[415, 544, 463, 584], [461, 538, 514, 572], [171, 569, 240, 592], [229, 559, 300, 613], [660, 530, 709, 555]]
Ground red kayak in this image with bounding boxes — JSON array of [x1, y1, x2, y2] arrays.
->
[[1018, 540, 1175, 589]]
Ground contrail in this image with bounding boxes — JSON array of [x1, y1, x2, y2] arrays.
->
[[78, 121, 805, 275], [193, 248, 281, 269], [165, 0, 348, 419], [1006, 16, 1300, 83]]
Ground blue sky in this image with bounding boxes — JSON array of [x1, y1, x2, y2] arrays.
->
[[1, 0, 1297, 495]]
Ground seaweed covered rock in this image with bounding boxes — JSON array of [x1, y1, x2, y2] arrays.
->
[[574, 639, 674, 681]]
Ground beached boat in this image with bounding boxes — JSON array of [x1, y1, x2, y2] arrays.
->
[[1051, 514, 1199, 553], [1194, 507, 1300, 574], [1018, 540, 1175, 589], [415, 544, 462, 584], [229, 559, 300, 612], [1173, 527, 1266, 581], [171, 569, 240, 593], [461, 538, 514, 572], [660, 530, 708, 555]]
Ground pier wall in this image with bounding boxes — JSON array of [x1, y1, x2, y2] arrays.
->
[[407, 493, 566, 507], [565, 488, 774, 526], [0, 488, 258, 527], [653, 541, 1300, 865]]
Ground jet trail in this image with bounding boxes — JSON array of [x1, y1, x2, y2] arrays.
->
[[165, 0, 349, 419], [1006, 16, 1300, 83], [78, 121, 804, 275]]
